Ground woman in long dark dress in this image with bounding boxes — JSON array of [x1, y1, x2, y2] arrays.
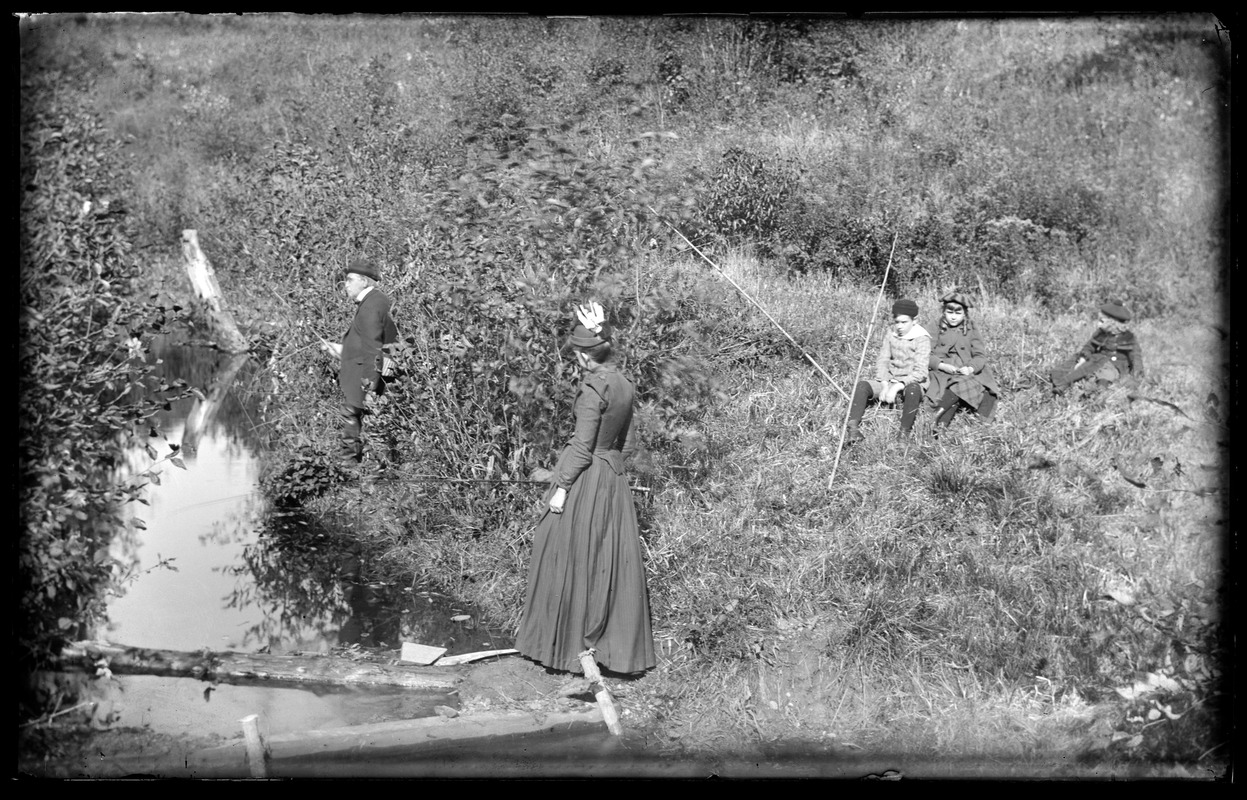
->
[[515, 303, 656, 675]]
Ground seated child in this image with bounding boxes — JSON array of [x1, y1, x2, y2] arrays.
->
[[1048, 301, 1144, 394], [845, 298, 931, 443], [927, 289, 999, 432]]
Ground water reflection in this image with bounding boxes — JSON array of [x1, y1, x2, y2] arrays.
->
[[105, 337, 511, 658], [105, 415, 338, 652], [105, 338, 346, 653]]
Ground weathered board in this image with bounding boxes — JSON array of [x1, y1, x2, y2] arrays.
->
[[23, 707, 607, 779], [59, 641, 461, 690], [199, 707, 606, 766]]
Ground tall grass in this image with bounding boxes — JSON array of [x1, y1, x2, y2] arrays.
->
[[641, 252, 1227, 761]]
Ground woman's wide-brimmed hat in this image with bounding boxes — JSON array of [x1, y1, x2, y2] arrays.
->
[[940, 288, 974, 310]]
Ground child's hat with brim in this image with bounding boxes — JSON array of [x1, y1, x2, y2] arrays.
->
[[940, 288, 973, 310], [1100, 301, 1131, 322]]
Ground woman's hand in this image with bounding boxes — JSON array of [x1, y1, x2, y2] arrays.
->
[[958, 365, 975, 376], [548, 486, 567, 514], [940, 362, 958, 374]]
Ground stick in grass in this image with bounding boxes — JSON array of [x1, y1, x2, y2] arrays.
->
[[827, 232, 899, 491], [578, 649, 623, 736]]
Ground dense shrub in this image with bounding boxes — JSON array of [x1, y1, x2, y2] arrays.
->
[[18, 72, 190, 692], [697, 146, 799, 257]]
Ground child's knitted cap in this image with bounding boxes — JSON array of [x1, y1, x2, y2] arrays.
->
[[892, 298, 919, 318]]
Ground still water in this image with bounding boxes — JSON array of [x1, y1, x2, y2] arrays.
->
[[101, 337, 504, 657], [103, 415, 325, 652]]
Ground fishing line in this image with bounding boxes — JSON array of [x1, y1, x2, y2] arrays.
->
[[649, 208, 849, 402]]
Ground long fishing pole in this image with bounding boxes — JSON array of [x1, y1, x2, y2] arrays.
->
[[650, 209, 849, 402], [828, 232, 899, 491]]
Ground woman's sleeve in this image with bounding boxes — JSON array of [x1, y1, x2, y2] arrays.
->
[[622, 411, 638, 462], [555, 382, 605, 490]]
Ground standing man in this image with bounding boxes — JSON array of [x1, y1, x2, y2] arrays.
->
[[322, 258, 398, 464]]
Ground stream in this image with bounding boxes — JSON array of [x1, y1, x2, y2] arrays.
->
[[87, 336, 510, 744]]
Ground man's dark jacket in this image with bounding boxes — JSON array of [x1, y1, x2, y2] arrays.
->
[[339, 288, 398, 409]]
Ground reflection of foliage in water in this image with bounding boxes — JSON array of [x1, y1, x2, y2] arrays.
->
[[229, 508, 410, 651], [198, 490, 266, 549], [146, 334, 269, 456]]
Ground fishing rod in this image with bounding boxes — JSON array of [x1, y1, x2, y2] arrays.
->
[[828, 231, 899, 491], [649, 208, 849, 402]]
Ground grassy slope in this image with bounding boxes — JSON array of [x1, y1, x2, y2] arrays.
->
[[20, 13, 1229, 774], [629, 256, 1228, 769]]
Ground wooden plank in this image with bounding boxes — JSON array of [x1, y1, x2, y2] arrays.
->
[[23, 707, 607, 778], [435, 648, 519, 666], [59, 641, 461, 691], [400, 643, 448, 665], [192, 707, 606, 767]]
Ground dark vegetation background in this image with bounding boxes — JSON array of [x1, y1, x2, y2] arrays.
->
[[19, 13, 1231, 769]]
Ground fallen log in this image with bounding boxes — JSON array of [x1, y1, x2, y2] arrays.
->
[[182, 229, 250, 354], [59, 641, 461, 691]]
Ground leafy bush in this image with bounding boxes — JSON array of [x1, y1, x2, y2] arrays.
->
[[18, 71, 191, 691], [697, 146, 799, 257]]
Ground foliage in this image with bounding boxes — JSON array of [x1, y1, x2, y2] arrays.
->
[[696, 146, 799, 258], [260, 446, 352, 507], [18, 70, 191, 696]]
